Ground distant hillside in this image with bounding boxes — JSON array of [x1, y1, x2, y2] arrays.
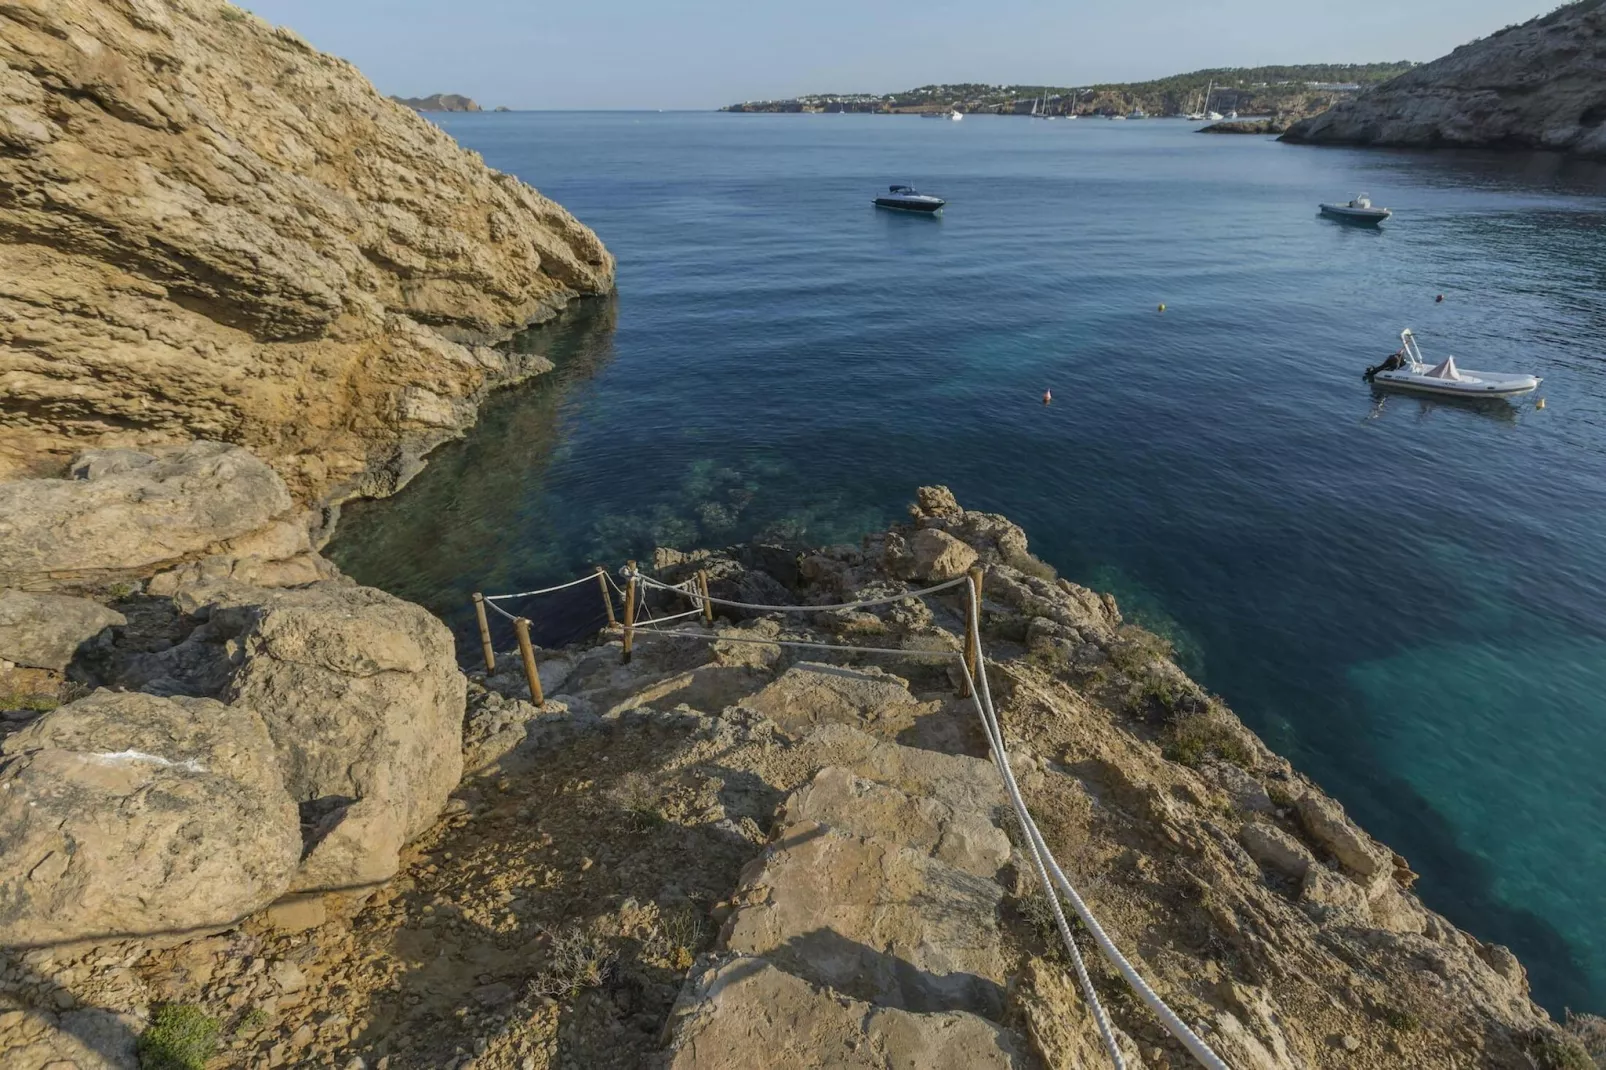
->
[[392, 93, 482, 113], [724, 63, 1416, 118], [1284, 0, 1606, 156]]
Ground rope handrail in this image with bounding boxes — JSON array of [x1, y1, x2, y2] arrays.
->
[[632, 628, 959, 659], [631, 571, 969, 613], [485, 572, 601, 601]]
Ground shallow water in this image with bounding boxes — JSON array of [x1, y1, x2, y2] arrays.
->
[[330, 112, 1606, 1013]]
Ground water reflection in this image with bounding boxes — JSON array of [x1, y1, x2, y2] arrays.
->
[[1366, 388, 1528, 425]]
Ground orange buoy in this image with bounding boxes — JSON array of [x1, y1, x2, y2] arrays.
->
[[1043, 389, 1053, 405]]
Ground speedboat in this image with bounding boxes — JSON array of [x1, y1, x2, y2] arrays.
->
[[1320, 193, 1391, 223], [1365, 329, 1541, 398], [874, 185, 945, 213]]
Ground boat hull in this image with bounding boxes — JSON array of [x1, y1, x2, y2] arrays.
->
[[1371, 370, 1541, 398], [874, 198, 944, 213], [1320, 204, 1391, 223]]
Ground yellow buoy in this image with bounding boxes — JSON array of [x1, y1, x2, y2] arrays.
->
[[1536, 398, 1546, 410], [1157, 303, 1166, 312]]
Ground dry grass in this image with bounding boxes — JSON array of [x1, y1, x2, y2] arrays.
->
[[529, 925, 614, 999]]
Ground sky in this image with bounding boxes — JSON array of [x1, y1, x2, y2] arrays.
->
[[241, 0, 1554, 110]]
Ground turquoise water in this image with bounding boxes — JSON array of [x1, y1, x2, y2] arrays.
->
[[330, 112, 1606, 1013]]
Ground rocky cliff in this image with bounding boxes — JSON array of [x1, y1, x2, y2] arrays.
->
[[1283, 0, 1606, 156], [0, 0, 613, 505], [3, 482, 1600, 1069]]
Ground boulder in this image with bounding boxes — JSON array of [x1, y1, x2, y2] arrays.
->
[[0, 1007, 140, 1070], [665, 956, 1026, 1069], [210, 582, 468, 891], [1239, 821, 1315, 880], [0, 590, 125, 671], [0, 443, 294, 587], [1296, 792, 1391, 881], [0, 691, 301, 945], [908, 528, 979, 583]]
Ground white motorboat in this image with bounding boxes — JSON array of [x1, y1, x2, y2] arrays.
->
[[874, 184, 945, 213], [920, 109, 963, 120], [1320, 193, 1392, 223], [1365, 329, 1541, 398]]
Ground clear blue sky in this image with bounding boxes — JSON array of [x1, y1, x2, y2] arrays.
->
[[242, 0, 1551, 109]]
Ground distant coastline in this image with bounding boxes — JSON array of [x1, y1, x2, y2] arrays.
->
[[722, 63, 1413, 120]]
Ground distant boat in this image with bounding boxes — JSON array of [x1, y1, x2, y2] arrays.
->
[[920, 109, 963, 120], [1320, 192, 1392, 223], [874, 185, 945, 214], [1226, 110, 1239, 120], [1127, 108, 1146, 119], [1186, 80, 1214, 121], [1030, 94, 1055, 119]]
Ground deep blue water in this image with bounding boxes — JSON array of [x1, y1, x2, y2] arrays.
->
[[330, 112, 1606, 1014]]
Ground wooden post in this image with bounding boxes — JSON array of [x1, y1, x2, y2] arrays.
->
[[698, 569, 713, 624], [961, 567, 984, 698], [513, 617, 544, 707], [471, 593, 496, 674], [622, 560, 637, 664], [596, 566, 617, 627]]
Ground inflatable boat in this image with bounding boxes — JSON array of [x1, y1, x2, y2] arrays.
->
[[1366, 329, 1541, 398]]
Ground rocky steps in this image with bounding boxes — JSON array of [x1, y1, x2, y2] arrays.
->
[[0, 0, 613, 504], [1, 482, 1599, 1069]]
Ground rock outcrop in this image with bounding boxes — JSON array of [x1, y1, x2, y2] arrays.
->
[[0, 0, 613, 503], [0, 690, 302, 945], [0, 442, 298, 589], [0, 590, 124, 671], [1283, 0, 1606, 157]]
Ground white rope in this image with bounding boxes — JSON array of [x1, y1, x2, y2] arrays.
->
[[483, 599, 522, 624], [631, 607, 704, 630], [632, 571, 968, 612], [630, 628, 958, 659], [485, 572, 600, 601], [961, 580, 1231, 1070]]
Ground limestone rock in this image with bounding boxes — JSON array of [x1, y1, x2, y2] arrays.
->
[[779, 766, 1011, 878], [664, 956, 1026, 1069], [1239, 821, 1316, 880], [0, 0, 613, 502], [0, 442, 294, 588], [0, 591, 125, 671], [721, 820, 1009, 1016], [0, 690, 301, 944], [212, 582, 469, 891], [907, 528, 979, 583], [1283, 1, 1606, 157], [1295, 792, 1391, 881], [0, 1007, 140, 1070], [740, 663, 935, 739]]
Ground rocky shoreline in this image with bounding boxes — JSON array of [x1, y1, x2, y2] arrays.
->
[[3, 468, 1602, 1067], [1282, 0, 1606, 157]]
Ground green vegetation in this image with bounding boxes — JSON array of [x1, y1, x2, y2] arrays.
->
[[1105, 626, 1173, 678], [725, 63, 1417, 117], [1163, 713, 1252, 769], [235, 1006, 271, 1033], [219, 5, 247, 21], [649, 903, 707, 970], [1002, 549, 1058, 582], [138, 1004, 220, 1070], [1523, 1029, 1596, 1070], [1382, 1006, 1420, 1031], [0, 689, 59, 714]]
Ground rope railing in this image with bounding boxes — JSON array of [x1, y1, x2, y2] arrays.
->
[[469, 560, 1232, 1068]]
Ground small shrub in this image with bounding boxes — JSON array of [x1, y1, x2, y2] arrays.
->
[[608, 772, 664, 832], [1163, 714, 1251, 769], [1024, 643, 1073, 676], [1016, 891, 1081, 961], [531, 926, 614, 998], [1382, 1007, 1419, 1031], [1105, 626, 1173, 678], [219, 5, 247, 21], [235, 1006, 271, 1033], [138, 1004, 220, 1070], [1565, 1009, 1606, 1057], [106, 581, 138, 600], [1003, 549, 1057, 582], [650, 903, 707, 970], [1522, 1028, 1595, 1070]]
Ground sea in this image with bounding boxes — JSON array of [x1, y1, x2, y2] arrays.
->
[[328, 110, 1606, 1015]]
